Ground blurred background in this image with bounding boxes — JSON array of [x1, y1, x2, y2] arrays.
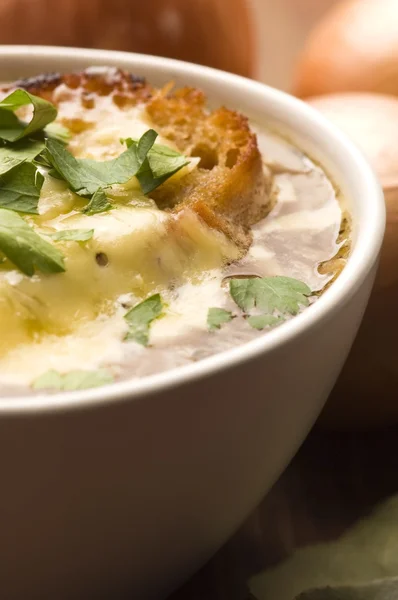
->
[[0, 0, 337, 91]]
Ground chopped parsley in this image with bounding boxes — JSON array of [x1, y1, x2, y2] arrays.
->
[[32, 368, 114, 391], [0, 208, 65, 276], [207, 307, 234, 330], [0, 162, 44, 214], [246, 314, 284, 330], [44, 129, 189, 201], [44, 138, 142, 197], [46, 229, 94, 242], [0, 138, 45, 176], [124, 294, 164, 346], [0, 89, 57, 142], [125, 132, 189, 194], [82, 188, 113, 215], [204, 276, 314, 333], [44, 122, 71, 144], [229, 276, 312, 315]]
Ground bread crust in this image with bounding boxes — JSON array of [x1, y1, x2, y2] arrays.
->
[[4, 68, 270, 247]]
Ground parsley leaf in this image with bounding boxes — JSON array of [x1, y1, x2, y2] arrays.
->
[[136, 129, 158, 162], [32, 369, 63, 390], [0, 162, 44, 214], [44, 122, 71, 144], [125, 134, 189, 194], [0, 139, 45, 176], [46, 229, 94, 242], [45, 138, 141, 196], [82, 188, 113, 215], [44, 130, 188, 200], [0, 89, 57, 142], [246, 314, 284, 330], [230, 276, 312, 315], [124, 293, 163, 346], [0, 208, 65, 276], [32, 368, 114, 391], [207, 307, 233, 330], [147, 143, 189, 179]]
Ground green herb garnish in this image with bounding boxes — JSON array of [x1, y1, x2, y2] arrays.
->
[[230, 276, 312, 315], [32, 368, 114, 391], [0, 138, 45, 176], [144, 142, 189, 180], [207, 307, 234, 330], [0, 89, 57, 142], [0, 162, 44, 214], [0, 208, 65, 276], [218, 276, 313, 332], [44, 137, 142, 197], [44, 129, 188, 200], [246, 314, 284, 330], [46, 229, 94, 242], [124, 293, 163, 346], [44, 122, 71, 144], [0, 92, 57, 214], [82, 188, 113, 215], [135, 128, 158, 162], [125, 132, 189, 194]]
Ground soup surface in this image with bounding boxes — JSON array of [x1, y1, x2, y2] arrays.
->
[[0, 69, 349, 396]]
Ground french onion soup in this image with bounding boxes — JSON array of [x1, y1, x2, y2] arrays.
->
[[0, 68, 350, 395]]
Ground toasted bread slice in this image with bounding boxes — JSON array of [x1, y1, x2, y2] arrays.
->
[[7, 68, 270, 247]]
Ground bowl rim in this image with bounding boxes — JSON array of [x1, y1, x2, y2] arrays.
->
[[0, 46, 385, 415]]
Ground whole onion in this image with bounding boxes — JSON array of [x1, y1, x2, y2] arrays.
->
[[306, 93, 398, 428], [0, 0, 253, 77], [294, 0, 398, 98]]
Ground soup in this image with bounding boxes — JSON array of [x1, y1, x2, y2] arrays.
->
[[0, 68, 349, 396]]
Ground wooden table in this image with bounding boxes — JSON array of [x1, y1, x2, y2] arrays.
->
[[169, 422, 398, 600]]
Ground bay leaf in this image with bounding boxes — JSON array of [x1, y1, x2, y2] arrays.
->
[[250, 495, 398, 600], [297, 577, 398, 600]]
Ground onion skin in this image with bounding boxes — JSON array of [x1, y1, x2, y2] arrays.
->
[[0, 0, 253, 77], [294, 0, 398, 98], [306, 93, 398, 429], [249, 0, 337, 91]]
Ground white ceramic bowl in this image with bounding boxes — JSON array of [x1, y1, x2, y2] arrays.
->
[[0, 47, 384, 600]]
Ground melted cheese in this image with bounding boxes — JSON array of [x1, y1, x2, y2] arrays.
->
[[0, 98, 345, 389], [0, 273, 228, 386], [0, 96, 239, 361]]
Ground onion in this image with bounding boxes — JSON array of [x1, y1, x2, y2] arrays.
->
[[306, 93, 398, 428], [249, 0, 337, 91], [0, 0, 253, 77], [294, 0, 398, 98]]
